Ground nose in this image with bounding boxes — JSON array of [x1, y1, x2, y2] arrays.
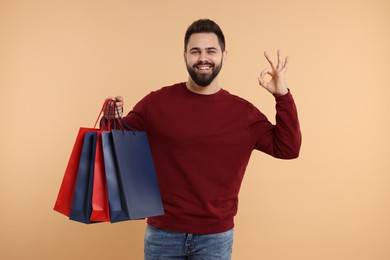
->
[[198, 50, 208, 62]]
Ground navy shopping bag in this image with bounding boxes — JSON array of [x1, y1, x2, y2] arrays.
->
[[69, 132, 97, 223], [111, 129, 164, 220], [101, 132, 130, 223]]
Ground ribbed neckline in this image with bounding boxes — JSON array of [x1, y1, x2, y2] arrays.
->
[[179, 82, 226, 99]]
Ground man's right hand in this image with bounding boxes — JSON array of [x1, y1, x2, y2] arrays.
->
[[105, 96, 124, 119]]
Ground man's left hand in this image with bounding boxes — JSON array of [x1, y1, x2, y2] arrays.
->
[[258, 49, 289, 96]]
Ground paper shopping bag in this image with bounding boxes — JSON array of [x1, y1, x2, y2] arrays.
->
[[54, 99, 115, 220], [53, 128, 100, 216], [69, 132, 97, 223], [101, 132, 130, 222], [90, 131, 110, 222], [111, 129, 164, 219]]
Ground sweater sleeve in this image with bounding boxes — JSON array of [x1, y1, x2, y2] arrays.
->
[[121, 93, 150, 131], [249, 91, 301, 159], [98, 94, 150, 131]]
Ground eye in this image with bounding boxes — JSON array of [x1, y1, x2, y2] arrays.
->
[[190, 50, 200, 55], [207, 49, 217, 55]]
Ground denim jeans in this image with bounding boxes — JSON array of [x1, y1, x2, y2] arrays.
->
[[144, 225, 234, 260]]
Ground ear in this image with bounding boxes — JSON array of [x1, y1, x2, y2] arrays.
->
[[222, 50, 228, 62], [183, 51, 187, 61]]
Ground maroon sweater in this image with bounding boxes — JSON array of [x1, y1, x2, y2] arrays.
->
[[122, 82, 301, 234]]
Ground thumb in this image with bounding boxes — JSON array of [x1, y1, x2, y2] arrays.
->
[[258, 75, 269, 89]]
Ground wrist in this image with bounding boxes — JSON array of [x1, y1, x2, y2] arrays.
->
[[273, 89, 289, 97]]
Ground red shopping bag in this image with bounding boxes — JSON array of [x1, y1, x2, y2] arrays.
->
[[90, 131, 110, 222], [54, 127, 100, 216], [54, 99, 117, 220]]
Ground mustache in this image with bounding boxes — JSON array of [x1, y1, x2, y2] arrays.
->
[[193, 61, 214, 67]]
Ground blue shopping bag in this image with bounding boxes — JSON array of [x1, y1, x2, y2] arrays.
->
[[111, 129, 164, 220], [69, 132, 97, 223], [101, 132, 130, 223]]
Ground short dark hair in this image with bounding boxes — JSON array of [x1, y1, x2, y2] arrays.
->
[[184, 19, 226, 52]]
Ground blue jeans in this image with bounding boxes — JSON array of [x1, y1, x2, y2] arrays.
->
[[144, 225, 234, 260]]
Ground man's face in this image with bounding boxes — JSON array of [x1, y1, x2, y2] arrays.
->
[[184, 33, 226, 87]]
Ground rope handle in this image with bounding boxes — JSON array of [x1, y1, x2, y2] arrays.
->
[[93, 99, 111, 129], [92, 98, 133, 133], [112, 100, 135, 134], [93, 99, 122, 130]]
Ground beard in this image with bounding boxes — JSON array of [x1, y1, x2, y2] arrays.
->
[[186, 59, 223, 87]]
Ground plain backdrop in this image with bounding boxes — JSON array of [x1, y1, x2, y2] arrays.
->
[[1, 0, 389, 259]]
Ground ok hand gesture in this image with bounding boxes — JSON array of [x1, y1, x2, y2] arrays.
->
[[258, 49, 289, 96]]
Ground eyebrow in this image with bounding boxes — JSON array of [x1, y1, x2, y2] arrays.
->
[[189, 47, 218, 51]]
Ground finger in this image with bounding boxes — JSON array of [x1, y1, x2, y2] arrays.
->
[[114, 103, 124, 118], [104, 96, 123, 119], [115, 100, 123, 109], [117, 106, 124, 118], [258, 68, 270, 88], [258, 76, 267, 88], [115, 95, 124, 109], [264, 51, 275, 69], [282, 56, 289, 72], [110, 95, 122, 106], [114, 111, 122, 119], [277, 49, 282, 69], [260, 68, 271, 78]]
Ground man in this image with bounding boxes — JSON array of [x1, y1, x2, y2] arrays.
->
[[109, 19, 301, 260]]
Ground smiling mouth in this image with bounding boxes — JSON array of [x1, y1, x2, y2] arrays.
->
[[195, 64, 213, 71]]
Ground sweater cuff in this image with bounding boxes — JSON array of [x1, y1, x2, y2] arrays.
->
[[274, 89, 293, 102]]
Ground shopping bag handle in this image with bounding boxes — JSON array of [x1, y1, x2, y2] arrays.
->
[[93, 99, 134, 134], [110, 101, 123, 130], [94, 99, 109, 129], [112, 101, 135, 135], [93, 99, 120, 130]]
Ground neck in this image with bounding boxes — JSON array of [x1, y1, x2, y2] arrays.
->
[[185, 78, 221, 95]]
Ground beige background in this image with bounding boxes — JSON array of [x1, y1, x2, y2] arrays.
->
[[1, 0, 389, 259]]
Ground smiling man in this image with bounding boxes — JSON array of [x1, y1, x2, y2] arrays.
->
[[185, 32, 225, 94], [108, 19, 301, 260]]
